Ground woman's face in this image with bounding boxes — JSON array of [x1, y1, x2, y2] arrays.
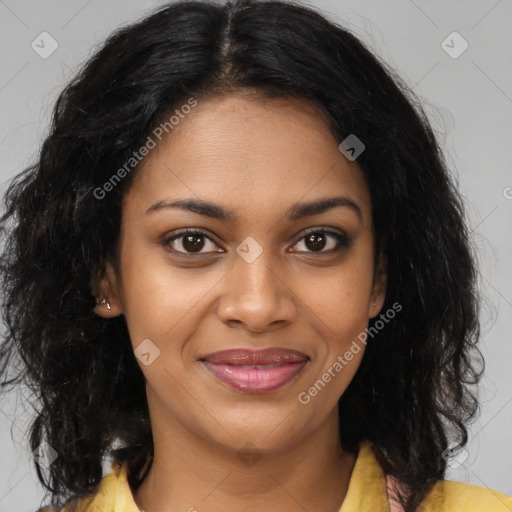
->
[[95, 91, 386, 454]]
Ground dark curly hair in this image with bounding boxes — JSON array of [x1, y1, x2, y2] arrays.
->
[[0, 1, 484, 511]]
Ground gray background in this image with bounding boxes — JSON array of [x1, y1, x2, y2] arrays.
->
[[1, 0, 511, 510]]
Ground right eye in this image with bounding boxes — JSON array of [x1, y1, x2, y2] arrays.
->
[[162, 228, 224, 256]]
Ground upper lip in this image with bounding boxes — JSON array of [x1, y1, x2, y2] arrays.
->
[[201, 348, 309, 365]]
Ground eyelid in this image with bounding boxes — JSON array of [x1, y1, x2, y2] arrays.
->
[[297, 225, 348, 240]]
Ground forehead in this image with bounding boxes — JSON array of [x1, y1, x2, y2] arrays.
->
[[124, 92, 371, 224]]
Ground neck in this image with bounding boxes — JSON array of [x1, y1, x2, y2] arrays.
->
[[132, 406, 357, 512]]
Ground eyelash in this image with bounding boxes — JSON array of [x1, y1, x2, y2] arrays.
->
[[161, 226, 353, 257]]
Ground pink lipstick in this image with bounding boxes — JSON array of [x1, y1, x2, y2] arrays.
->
[[201, 348, 309, 393]]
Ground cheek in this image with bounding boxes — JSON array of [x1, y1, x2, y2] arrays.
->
[[117, 240, 222, 349], [306, 243, 375, 342], [299, 269, 373, 408]]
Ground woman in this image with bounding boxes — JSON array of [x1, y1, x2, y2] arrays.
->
[[1, 1, 510, 511]]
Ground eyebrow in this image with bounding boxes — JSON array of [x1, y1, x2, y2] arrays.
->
[[145, 196, 362, 221]]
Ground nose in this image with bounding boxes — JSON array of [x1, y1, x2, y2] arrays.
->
[[216, 249, 298, 333]]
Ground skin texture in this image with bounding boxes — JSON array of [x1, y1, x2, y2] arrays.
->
[[92, 91, 386, 512]]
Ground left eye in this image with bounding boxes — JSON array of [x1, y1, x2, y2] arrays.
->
[[290, 229, 352, 254]]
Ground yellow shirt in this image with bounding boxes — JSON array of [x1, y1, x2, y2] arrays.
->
[[54, 440, 512, 512]]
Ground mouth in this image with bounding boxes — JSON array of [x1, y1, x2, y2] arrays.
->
[[200, 347, 309, 393]]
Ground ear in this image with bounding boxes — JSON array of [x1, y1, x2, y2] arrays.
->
[[369, 253, 387, 319], [90, 261, 124, 318]]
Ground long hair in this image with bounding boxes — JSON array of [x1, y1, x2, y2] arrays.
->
[[0, 1, 483, 510]]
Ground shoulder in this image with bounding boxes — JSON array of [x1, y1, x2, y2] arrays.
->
[[36, 493, 99, 512], [419, 479, 512, 511], [37, 462, 125, 512]]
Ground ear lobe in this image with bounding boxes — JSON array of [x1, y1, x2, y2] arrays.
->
[[369, 254, 387, 318], [90, 261, 123, 318]]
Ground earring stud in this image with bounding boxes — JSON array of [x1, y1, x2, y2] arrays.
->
[[97, 297, 111, 310]]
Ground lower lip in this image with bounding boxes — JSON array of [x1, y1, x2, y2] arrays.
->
[[202, 361, 308, 393]]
